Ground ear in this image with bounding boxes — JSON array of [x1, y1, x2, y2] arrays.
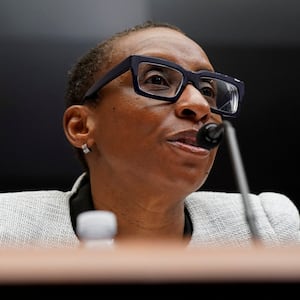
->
[[63, 105, 95, 150]]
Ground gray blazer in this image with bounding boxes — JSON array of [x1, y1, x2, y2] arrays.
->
[[0, 174, 299, 248]]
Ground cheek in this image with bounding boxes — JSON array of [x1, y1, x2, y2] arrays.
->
[[93, 94, 165, 158]]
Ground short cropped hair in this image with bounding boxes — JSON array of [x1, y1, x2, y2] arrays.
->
[[65, 20, 183, 107]]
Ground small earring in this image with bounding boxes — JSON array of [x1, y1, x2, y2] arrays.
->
[[81, 143, 91, 154]]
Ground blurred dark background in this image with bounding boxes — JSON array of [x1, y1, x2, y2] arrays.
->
[[0, 0, 299, 208]]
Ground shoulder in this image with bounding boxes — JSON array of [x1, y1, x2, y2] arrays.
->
[[0, 173, 86, 210], [185, 191, 300, 246], [0, 189, 72, 212], [254, 191, 299, 217], [0, 174, 86, 248], [185, 190, 298, 217], [186, 190, 297, 210]]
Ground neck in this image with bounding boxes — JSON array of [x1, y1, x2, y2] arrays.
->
[[89, 172, 188, 242]]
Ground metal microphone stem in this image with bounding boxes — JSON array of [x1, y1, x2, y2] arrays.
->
[[222, 120, 260, 242]]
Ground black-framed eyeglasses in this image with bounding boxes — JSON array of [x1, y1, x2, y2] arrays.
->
[[82, 55, 245, 117]]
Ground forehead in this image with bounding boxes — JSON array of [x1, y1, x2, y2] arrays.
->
[[111, 27, 212, 71]]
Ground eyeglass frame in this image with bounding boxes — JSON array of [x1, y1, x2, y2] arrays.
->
[[81, 54, 245, 118]]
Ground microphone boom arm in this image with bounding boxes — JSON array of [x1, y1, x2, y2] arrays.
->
[[222, 120, 260, 241]]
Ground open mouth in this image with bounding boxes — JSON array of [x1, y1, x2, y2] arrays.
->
[[167, 130, 209, 154], [167, 130, 198, 146], [175, 136, 198, 147]]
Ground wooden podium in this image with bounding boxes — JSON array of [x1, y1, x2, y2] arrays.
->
[[1, 241, 300, 290]]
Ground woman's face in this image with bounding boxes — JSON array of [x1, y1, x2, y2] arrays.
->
[[88, 27, 222, 193]]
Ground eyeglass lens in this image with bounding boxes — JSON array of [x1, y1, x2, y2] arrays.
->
[[137, 62, 239, 115]]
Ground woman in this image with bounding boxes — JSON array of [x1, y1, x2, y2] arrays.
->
[[0, 21, 299, 248]]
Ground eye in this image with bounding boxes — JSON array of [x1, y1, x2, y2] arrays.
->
[[144, 70, 170, 87], [200, 87, 214, 97], [137, 62, 183, 97], [199, 80, 215, 98]]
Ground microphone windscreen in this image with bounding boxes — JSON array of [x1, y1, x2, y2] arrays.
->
[[196, 123, 224, 150]]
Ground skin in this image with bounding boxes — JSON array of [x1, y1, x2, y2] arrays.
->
[[63, 27, 222, 243]]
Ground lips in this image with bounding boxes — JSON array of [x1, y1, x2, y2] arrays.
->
[[166, 129, 210, 155], [167, 130, 198, 147]]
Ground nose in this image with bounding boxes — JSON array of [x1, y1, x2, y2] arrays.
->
[[174, 84, 211, 123]]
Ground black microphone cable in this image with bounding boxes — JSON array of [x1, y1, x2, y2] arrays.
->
[[196, 121, 260, 243]]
